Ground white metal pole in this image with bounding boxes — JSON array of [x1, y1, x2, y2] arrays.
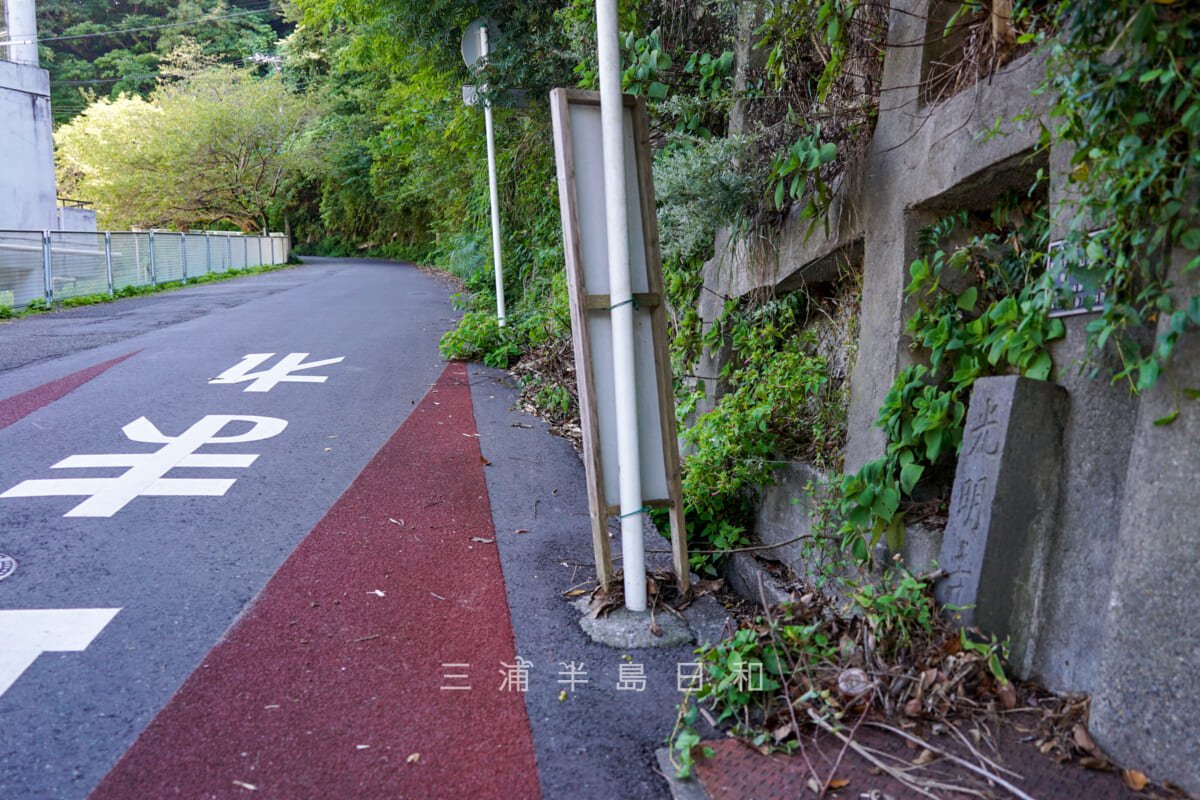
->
[[41, 231, 53, 303], [104, 232, 114, 296], [480, 24, 507, 327], [5, 0, 40, 66], [596, 0, 646, 612], [149, 231, 157, 287]]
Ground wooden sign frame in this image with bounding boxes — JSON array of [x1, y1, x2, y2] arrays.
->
[[550, 88, 687, 591]]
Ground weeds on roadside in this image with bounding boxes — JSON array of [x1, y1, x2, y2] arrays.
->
[[668, 567, 1014, 792]]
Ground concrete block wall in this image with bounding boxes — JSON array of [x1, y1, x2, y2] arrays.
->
[[57, 206, 99, 232], [0, 59, 56, 232], [692, 1, 1199, 791], [1088, 248, 1200, 790], [0, 58, 58, 307]]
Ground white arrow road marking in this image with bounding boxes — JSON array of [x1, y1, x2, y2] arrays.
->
[[0, 608, 121, 697], [210, 353, 345, 392]]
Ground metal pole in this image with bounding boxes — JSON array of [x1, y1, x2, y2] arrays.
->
[[180, 232, 188, 284], [596, 0, 646, 611], [41, 231, 53, 304], [480, 24, 507, 327], [104, 232, 114, 296], [6, 0, 39, 66], [205, 232, 212, 275], [148, 231, 157, 287], [270, 234, 276, 266], [257, 235, 263, 267]]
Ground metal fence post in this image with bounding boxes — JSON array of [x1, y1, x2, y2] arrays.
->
[[104, 231, 114, 296], [257, 235, 263, 267], [42, 230, 53, 304], [149, 230, 157, 287], [227, 235, 232, 270], [180, 232, 188, 284], [270, 234, 276, 266], [205, 232, 212, 275]]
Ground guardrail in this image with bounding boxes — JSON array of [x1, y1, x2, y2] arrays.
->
[[0, 229, 289, 309]]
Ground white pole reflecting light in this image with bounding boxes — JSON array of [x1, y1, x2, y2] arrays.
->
[[480, 24, 507, 327], [5, 0, 39, 65], [596, 0, 646, 612]]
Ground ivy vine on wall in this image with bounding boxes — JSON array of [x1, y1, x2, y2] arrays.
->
[[838, 200, 1064, 561], [1041, 1, 1200, 414]]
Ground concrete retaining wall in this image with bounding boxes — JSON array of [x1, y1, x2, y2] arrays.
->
[[0, 59, 57, 232], [692, 1, 1200, 791]]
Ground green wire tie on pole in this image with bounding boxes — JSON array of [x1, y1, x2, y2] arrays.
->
[[618, 506, 650, 518]]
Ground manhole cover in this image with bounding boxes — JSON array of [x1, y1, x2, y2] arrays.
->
[[0, 554, 16, 581]]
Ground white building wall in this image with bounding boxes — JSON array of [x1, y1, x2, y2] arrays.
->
[[1, 0, 56, 233], [0, 59, 56, 232]]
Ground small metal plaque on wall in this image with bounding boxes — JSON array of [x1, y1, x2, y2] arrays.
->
[[1046, 233, 1107, 318]]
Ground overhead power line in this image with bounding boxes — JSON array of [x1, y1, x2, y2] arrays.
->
[[2, 4, 283, 47], [50, 52, 283, 85]]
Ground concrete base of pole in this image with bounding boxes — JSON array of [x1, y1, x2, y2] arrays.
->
[[575, 595, 729, 650]]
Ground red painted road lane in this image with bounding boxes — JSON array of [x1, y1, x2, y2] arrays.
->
[[0, 351, 141, 430], [89, 361, 541, 800]]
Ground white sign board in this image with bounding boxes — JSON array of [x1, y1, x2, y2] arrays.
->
[[550, 89, 686, 587]]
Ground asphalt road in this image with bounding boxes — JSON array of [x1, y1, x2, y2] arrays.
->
[[0, 256, 707, 799], [0, 258, 456, 798]]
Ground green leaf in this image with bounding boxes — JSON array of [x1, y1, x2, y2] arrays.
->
[[1025, 350, 1053, 381], [900, 463, 924, 494], [1172, 310, 1189, 334], [1153, 410, 1179, 426], [647, 81, 669, 99], [925, 427, 945, 461], [1188, 297, 1200, 326], [957, 286, 978, 311], [1137, 359, 1161, 392], [873, 486, 900, 519], [987, 337, 1007, 366], [1179, 228, 1200, 252]]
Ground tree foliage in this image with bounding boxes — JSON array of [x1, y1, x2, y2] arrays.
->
[[38, 0, 286, 124], [56, 56, 325, 231]]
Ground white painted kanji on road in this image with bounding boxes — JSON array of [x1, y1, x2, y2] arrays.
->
[[0, 415, 287, 517], [0, 608, 121, 697], [209, 353, 345, 392]]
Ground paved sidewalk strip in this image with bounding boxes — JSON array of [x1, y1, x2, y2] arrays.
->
[[89, 361, 541, 800]]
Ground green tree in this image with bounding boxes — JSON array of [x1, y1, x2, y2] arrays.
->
[[55, 58, 325, 231], [39, 0, 285, 124]]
